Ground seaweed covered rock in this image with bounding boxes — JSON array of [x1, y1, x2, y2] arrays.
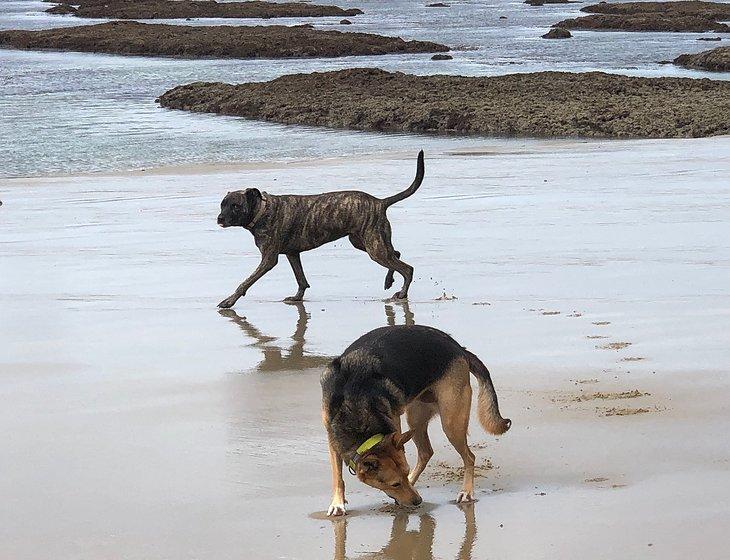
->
[[45, 0, 364, 19], [156, 67, 730, 138], [0, 21, 448, 59], [674, 46, 730, 71], [557, 2, 730, 32], [542, 27, 572, 38]]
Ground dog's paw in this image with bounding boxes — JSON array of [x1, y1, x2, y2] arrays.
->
[[327, 502, 347, 517], [384, 274, 394, 290], [283, 295, 304, 302], [391, 291, 408, 301], [456, 491, 474, 504], [218, 296, 238, 309]]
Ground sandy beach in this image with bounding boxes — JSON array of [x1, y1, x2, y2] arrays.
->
[[2, 139, 729, 559]]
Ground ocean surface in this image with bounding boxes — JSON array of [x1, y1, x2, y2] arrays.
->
[[1, 0, 729, 177]]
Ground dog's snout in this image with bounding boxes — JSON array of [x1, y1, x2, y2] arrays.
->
[[412, 495, 423, 506], [217, 214, 224, 225]]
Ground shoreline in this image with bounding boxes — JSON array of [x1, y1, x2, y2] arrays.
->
[[3, 134, 729, 182]]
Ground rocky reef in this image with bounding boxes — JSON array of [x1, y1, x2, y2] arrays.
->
[[556, 2, 730, 32], [0, 22, 448, 59], [156, 68, 730, 138], [674, 46, 730, 71], [44, 0, 363, 19]]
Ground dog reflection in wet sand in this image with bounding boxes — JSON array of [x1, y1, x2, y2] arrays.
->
[[218, 302, 330, 372], [332, 505, 477, 560], [321, 325, 511, 515], [218, 301, 414, 373]]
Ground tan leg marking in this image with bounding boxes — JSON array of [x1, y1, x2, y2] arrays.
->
[[323, 408, 347, 516], [405, 400, 437, 484], [433, 358, 476, 502]]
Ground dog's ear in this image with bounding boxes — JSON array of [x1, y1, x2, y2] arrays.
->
[[359, 456, 379, 475], [245, 188, 262, 207], [394, 430, 414, 449]]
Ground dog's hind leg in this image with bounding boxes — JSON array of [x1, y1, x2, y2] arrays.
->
[[351, 234, 400, 293], [383, 251, 400, 291], [435, 359, 476, 503], [218, 253, 279, 308], [363, 233, 413, 300], [284, 253, 310, 302], [406, 400, 437, 485]]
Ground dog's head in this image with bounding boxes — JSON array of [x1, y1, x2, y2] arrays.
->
[[356, 431, 422, 507], [217, 189, 262, 228]]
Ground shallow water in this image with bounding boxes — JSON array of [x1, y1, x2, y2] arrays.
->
[[1, 0, 729, 177]]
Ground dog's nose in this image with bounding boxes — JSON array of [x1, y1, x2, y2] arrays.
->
[[217, 215, 224, 225], [412, 495, 423, 506]]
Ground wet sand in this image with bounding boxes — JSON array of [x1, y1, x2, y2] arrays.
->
[[1, 138, 730, 558]]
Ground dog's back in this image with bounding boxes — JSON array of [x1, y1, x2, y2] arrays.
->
[[336, 325, 465, 399], [322, 325, 510, 443]]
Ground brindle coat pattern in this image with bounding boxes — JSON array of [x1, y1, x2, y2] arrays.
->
[[216, 151, 424, 308]]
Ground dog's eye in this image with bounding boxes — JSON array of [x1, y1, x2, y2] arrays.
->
[[391, 482, 401, 488], [231, 204, 240, 210]]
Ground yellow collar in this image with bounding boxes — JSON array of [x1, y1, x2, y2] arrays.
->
[[347, 433, 385, 474]]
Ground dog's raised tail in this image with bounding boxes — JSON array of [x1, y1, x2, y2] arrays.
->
[[465, 350, 511, 436], [382, 150, 424, 207]]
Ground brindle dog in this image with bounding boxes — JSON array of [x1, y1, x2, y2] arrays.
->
[[216, 151, 424, 308]]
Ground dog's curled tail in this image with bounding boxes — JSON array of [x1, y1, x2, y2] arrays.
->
[[382, 150, 424, 207], [465, 350, 511, 436]]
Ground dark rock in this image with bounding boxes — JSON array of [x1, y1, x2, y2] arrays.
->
[[526, 0, 574, 5], [697, 37, 722, 41], [340, 19, 352, 25], [542, 27, 572, 38], [555, 14, 730, 32], [0, 21, 449, 59], [61, 0, 364, 20], [45, 3, 77, 15], [431, 53, 453, 60], [427, 3, 450, 7], [674, 46, 730, 71], [156, 67, 730, 138], [564, 2, 730, 32], [581, 2, 730, 19]]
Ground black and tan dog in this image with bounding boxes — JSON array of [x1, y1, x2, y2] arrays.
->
[[321, 325, 511, 516], [216, 151, 424, 308]]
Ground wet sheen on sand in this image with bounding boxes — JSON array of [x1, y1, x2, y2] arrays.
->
[[2, 141, 730, 559]]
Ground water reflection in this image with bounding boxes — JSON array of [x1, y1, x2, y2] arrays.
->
[[218, 302, 331, 372], [219, 301, 415, 373], [332, 504, 477, 560], [385, 301, 415, 327]]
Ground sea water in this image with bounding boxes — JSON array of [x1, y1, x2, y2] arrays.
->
[[1, 0, 728, 177]]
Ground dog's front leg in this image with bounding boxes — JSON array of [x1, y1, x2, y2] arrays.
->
[[218, 253, 279, 308], [327, 437, 347, 516]]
